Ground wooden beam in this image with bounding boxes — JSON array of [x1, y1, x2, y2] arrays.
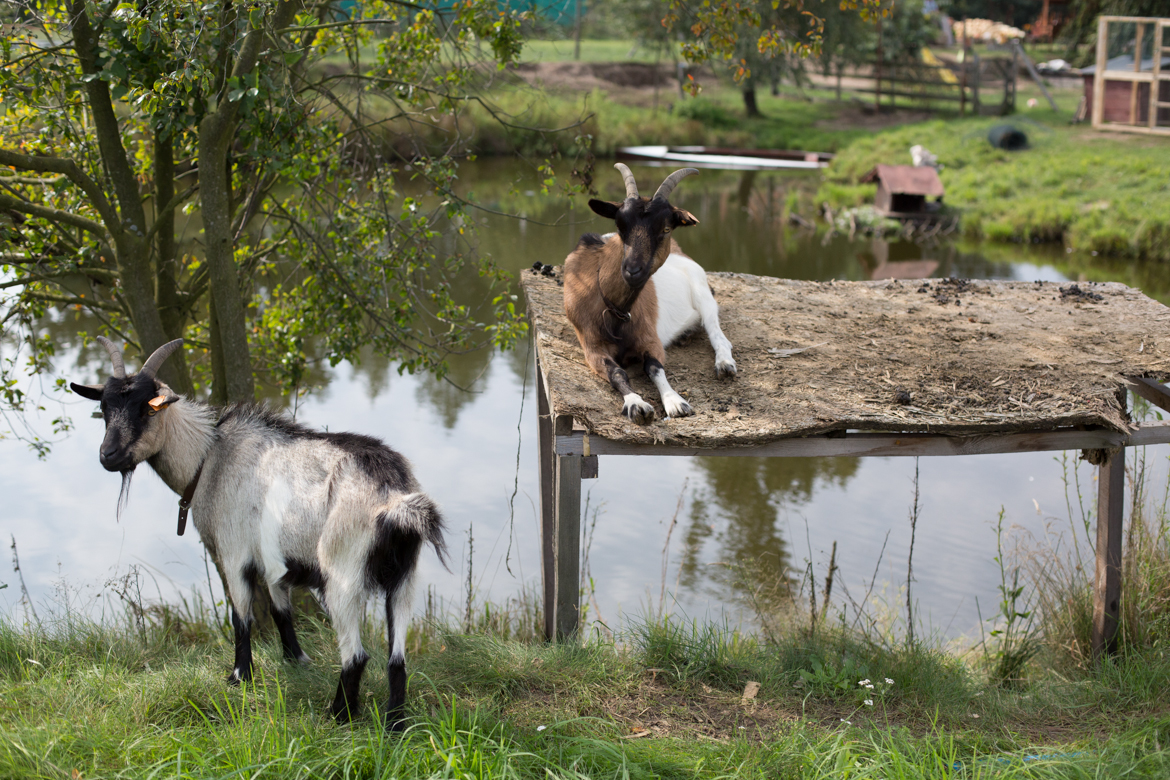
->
[[1012, 39, 1058, 111], [1093, 449, 1125, 659], [554, 454, 582, 641], [1126, 376, 1170, 413], [1096, 70, 1155, 83], [536, 355, 557, 641], [554, 422, 1170, 459]]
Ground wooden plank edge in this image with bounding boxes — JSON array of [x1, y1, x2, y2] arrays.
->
[[554, 422, 1170, 458], [1125, 376, 1170, 413]]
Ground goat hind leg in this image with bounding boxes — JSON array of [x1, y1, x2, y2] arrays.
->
[[383, 585, 412, 732], [695, 282, 736, 377], [327, 584, 370, 722]]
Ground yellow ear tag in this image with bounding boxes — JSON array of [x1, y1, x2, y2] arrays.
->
[[148, 396, 169, 412]]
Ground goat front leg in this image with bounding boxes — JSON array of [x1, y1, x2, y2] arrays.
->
[[644, 356, 693, 418], [269, 582, 311, 664], [226, 562, 258, 684], [599, 356, 654, 424]]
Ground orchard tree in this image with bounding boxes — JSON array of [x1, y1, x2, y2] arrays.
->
[[661, 0, 887, 112], [0, 0, 529, 422]]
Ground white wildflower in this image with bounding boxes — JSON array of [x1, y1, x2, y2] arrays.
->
[[858, 678, 871, 686], [536, 725, 547, 732], [885, 678, 894, 685], [865, 683, 875, 690], [864, 699, 874, 707]]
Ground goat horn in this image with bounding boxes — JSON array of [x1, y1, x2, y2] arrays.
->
[[614, 163, 640, 199], [95, 336, 126, 379], [139, 339, 184, 379], [652, 167, 699, 202]]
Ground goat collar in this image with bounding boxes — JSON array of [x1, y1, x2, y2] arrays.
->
[[597, 267, 633, 324], [177, 461, 204, 536]]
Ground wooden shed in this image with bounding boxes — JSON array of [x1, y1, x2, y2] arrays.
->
[[1083, 54, 1170, 125], [1088, 17, 1170, 135], [860, 164, 945, 218]]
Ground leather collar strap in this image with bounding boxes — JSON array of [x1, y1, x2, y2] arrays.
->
[[597, 267, 632, 323], [177, 462, 204, 536]]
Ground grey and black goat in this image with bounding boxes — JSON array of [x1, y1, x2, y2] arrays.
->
[[71, 337, 446, 730]]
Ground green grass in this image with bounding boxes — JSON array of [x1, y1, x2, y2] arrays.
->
[[4, 595, 1170, 779], [817, 113, 1170, 262]]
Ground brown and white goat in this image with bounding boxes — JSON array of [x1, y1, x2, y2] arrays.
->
[[562, 164, 735, 423]]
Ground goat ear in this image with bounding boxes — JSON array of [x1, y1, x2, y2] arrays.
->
[[70, 382, 105, 401], [672, 208, 699, 228], [148, 383, 180, 412], [588, 199, 621, 220]]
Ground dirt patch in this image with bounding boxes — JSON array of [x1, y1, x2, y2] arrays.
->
[[596, 678, 797, 741], [508, 62, 685, 105], [814, 102, 935, 131], [522, 270, 1170, 446]]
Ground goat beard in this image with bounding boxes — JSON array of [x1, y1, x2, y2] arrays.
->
[[116, 468, 135, 523]]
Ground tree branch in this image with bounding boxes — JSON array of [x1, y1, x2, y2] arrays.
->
[[0, 148, 118, 230], [0, 192, 107, 236], [22, 291, 124, 312], [144, 185, 198, 243]]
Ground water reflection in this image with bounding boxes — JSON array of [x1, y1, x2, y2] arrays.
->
[[681, 457, 859, 605], [4, 157, 1169, 637]]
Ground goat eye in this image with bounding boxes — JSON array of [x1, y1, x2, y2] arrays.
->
[[662, 227, 671, 234]]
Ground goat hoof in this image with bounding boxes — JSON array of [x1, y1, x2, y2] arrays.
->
[[330, 700, 357, 723], [226, 668, 251, 686], [715, 359, 737, 378], [622, 401, 655, 424], [664, 398, 694, 418]]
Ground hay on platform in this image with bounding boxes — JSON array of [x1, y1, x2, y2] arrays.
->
[[521, 271, 1170, 448]]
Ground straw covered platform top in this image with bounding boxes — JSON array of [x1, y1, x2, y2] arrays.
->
[[521, 269, 1170, 448]]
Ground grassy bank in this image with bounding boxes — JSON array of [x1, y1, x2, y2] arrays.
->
[[4, 593, 1170, 778], [817, 116, 1170, 262]]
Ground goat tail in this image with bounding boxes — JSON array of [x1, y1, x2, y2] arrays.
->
[[380, 492, 449, 571]]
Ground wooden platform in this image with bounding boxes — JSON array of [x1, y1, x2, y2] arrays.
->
[[522, 270, 1170, 654]]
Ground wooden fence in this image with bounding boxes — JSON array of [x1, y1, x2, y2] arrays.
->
[[843, 53, 1021, 116]]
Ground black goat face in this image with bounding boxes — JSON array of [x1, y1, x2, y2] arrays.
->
[[588, 196, 699, 290], [71, 374, 179, 472]]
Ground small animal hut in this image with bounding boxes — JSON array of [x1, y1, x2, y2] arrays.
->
[[1087, 16, 1170, 134], [860, 164, 944, 218], [521, 270, 1170, 658]]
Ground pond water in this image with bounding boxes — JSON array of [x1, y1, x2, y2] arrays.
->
[[2, 158, 1168, 644]]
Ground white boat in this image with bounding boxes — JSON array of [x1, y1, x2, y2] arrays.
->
[[617, 145, 832, 171]]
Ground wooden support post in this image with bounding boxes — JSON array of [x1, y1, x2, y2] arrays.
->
[[1092, 448, 1125, 659], [1092, 17, 1108, 127], [972, 51, 981, 115], [1131, 23, 1144, 125], [555, 452, 582, 640], [536, 355, 557, 641]]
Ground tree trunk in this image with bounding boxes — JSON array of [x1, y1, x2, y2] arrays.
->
[[742, 80, 762, 118], [198, 112, 255, 404], [70, 1, 190, 388], [153, 131, 193, 395]]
